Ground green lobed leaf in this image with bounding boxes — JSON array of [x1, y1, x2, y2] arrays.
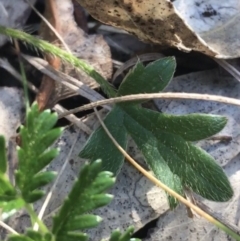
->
[[25, 230, 43, 241], [34, 110, 58, 133], [109, 231, 121, 241], [155, 131, 233, 201], [0, 135, 7, 173], [123, 109, 183, 207], [8, 236, 34, 241], [23, 172, 56, 193], [0, 174, 16, 200], [0, 198, 25, 220], [22, 190, 45, 203], [118, 57, 176, 97], [79, 57, 233, 207], [26, 230, 52, 241], [52, 160, 115, 241], [8, 230, 51, 241], [132, 108, 228, 141], [122, 105, 232, 203], [80, 106, 128, 174], [57, 233, 88, 241], [64, 214, 102, 230], [36, 149, 60, 170]]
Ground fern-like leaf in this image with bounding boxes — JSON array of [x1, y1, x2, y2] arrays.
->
[[15, 103, 62, 203], [52, 159, 115, 241], [8, 230, 52, 241]]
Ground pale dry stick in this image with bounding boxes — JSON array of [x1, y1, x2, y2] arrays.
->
[[112, 59, 123, 68], [55, 105, 92, 134], [88, 22, 128, 34], [0, 57, 92, 134], [105, 36, 133, 55], [0, 220, 19, 235], [54, 105, 92, 134], [93, 107, 240, 240], [59, 92, 240, 118], [22, 54, 109, 106], [33, 130, 80, 231], [26, 0, 71, 53], [0, 58, 38, 93], [27, 0, 108, 106], [198, 198, 240, 241], [214, 59, 240, 82]]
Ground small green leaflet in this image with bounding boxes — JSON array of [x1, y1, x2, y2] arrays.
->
[[0, 135, 7, 173], [80, 57, 233, 207], [8, 230, 52, 241], [109, 227, 140, 241], [0, 135, 21, 216]]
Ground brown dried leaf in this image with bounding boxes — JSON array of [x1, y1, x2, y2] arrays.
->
[[78, 0, 240, 58], [37, 0, 112, 109], [37, 0, 62, 110], [57, 0, 112, 81]]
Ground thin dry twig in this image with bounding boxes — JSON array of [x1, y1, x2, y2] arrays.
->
[[22, 54, 108, 105], [58, 92, 240, 118], [214, 59, 240, 82], [0, 220, 19, 235], [0, 56, 92, 134], [0, 58, 38, 93], [54, 105, 92, 134], [26, 0, 71, 52]]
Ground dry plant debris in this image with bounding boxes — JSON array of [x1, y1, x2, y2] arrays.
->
[[0, 0, 36, 47], [37, 0, 112, 109], [78, 0, 240, 58]]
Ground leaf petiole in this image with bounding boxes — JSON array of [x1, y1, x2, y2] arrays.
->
[[25, 203, 49, 234]]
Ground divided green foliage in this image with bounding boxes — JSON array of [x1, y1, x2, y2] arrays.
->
[[80, 106, 127, 174], [80, 57, 233, 207], [0, 106, 138, 241], [0, 136, 21, 213], [52, 160, 114, 240], [8, 230, 52, 241], [15, 103, 62, 203], [0, 135, 7, 173]]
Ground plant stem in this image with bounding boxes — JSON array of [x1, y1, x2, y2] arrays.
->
[[58, 92, 240, 118], [0, 25, 117, 98], [25, 203, 49, 233], [13, 39, 30, 111]]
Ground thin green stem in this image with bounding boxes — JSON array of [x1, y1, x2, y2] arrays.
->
[[25, 203, 49, 234], [18, 55, 30, 111], [0, 25, 117, 98], [214, 221, 240, 240]]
